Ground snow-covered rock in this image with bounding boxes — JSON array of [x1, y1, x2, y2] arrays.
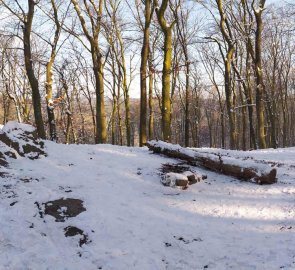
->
[[183, 171, 203, 184], [0, 121, 46, 160], [161, 172, 189, 187]]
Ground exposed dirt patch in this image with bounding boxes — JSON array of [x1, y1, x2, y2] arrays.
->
[[64, 226, 89, 247], [19, 177, 39, 183], [44, 198, 86, 222]]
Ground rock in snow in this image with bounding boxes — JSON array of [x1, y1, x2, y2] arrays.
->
[[0, 121, 46, 160], [161, 172, 189, 187]]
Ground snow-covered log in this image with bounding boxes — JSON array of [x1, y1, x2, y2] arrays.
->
[[147, 140, 277, 185]]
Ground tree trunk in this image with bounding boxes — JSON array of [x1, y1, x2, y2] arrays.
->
[[253, 0, 267, 149], [148, 59, 154, 139], [46, 58, 57, 141], [139, 0, 152, 146], [23, 0, 46, 139], [155, 0, 175, 142], [91, 47, 107, 144], [161, 29, 173, 142], [184, 53, 190, 147], [224, 47, 236, 149]]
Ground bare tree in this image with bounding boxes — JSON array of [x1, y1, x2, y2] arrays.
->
[[70, 0, 107, 144]]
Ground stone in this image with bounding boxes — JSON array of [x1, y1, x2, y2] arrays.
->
[[183, 171, 207, 185], [183, 171, 199, 185], [161, 172, 189, 188], [0, 122, 46, 160], [175, 178, 189, 187]]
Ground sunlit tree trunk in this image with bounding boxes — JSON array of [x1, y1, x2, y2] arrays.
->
[[253, 0, 267, 149], [140, 0, 153, 146], [23, 0, 46, 138], [71, 0, 107, 144], [155, 0, 177, 142]]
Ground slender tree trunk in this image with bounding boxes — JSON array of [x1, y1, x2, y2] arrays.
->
[[139, 0, 152, 146], [246, 50, 257, 149], [4, 80, 22, 123], [45, 0, 61, 142], [155, 0, 176, 142], [184, 53, 190, 147], [161, 29, 173, 142], [23, 0, 45, 139], [122, 68, 131, 146], [71, 0, 106, 144], [241, 0, 257, 149], [111, 95, 117, 145], [117, 73, 123, 146], [148, 59, 154, 139], [224, 47, 236, 149], [75, 91, 85, 143], [46, 58, 57, 141], [253, 0, 267, 149], [91, 47, 107, 144], [216, 0, 236, 149]]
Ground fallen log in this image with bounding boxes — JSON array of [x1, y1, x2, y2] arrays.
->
[[146, 140, 277, 185]]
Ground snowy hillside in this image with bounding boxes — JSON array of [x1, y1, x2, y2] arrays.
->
[[0, 123, 294, 270]]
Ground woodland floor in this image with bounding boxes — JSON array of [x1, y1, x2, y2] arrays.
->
[[0, 141, 295, 270]]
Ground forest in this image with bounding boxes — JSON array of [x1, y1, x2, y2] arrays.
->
[[0, 0, 294, 150], [0, 1, 295, 269]]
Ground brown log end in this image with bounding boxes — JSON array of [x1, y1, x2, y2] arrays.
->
[[255, 168, 277, 185]]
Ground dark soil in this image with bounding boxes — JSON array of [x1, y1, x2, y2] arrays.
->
[[44, 198, 86, 222], [64, 226, 89, 247], [161, 163, 190, 174]]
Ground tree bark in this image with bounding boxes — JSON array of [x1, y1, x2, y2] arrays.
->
[[23, 0, 46, 139], [216, 0, 237, 149], [71, 0, 107, 144], [45, 0, 62, 142], [253, 0, 267, 149], [155, 0, 176, 142], [148, 57, 154, 139], [140, 0, 152, 146]]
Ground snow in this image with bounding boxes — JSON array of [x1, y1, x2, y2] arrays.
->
[[161, 172, 188, 187], [0, 139, 294, 269], [1, 121, 36, 134]]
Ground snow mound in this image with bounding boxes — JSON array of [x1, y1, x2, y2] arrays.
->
[[0, 121, 46, 160], [2, 121, 36, 134]]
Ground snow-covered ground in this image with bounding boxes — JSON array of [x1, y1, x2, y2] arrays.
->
[[0, 138, 294, 269]]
